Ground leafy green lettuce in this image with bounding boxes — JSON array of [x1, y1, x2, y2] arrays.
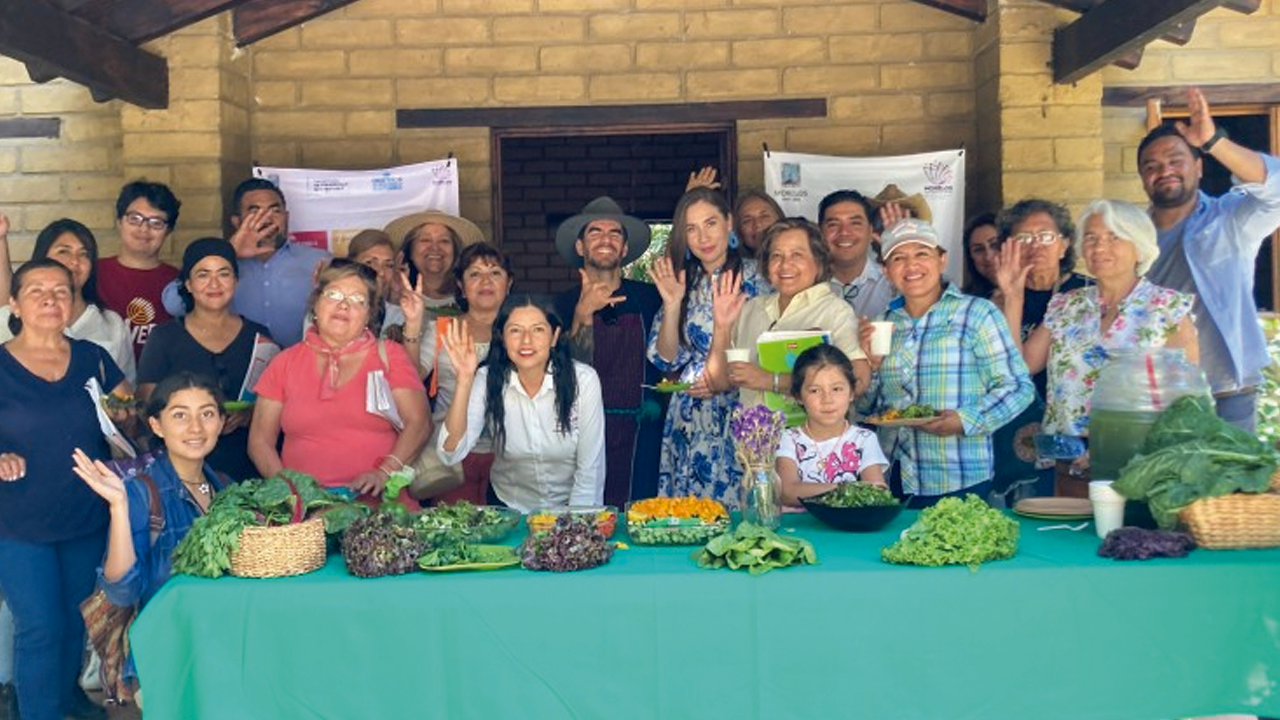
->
[[880, 495, 1018, 569], [693, 522, 817, 575]]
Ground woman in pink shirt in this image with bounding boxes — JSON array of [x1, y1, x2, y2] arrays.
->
[[248, 260, 431, 507]]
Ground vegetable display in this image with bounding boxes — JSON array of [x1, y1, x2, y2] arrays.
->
[[414, 502, 520, 542], [342, 510, 427, 578], [1097, 527, 1196, 560], [172, 470, 366, 578], [880, 495, 1018, 569], [528, 507, 617, 537], [808, 483, 898, 508], [877, 404, 937, 421], [520, 515, 615, 572], [1112, 396, 1279, 529], [626, 497, 730, 545], [418, 539, 519, 570], [693, 522, 817, 575]]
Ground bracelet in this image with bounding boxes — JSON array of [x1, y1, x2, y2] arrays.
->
[[403, 335, 422, 343], [772, 373, 780, 394], [374, 467, 391, 480], [1200, 127, 1227, 154], [382, 454, 405, 470]]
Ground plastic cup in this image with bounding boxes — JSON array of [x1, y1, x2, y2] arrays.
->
[[726, 348, 750, 363], [869, 322, 894, 356], [1089, 480, 1126, 539]]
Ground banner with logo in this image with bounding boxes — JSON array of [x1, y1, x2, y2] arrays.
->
[[763, 149, 966, 282], [252, 159, 460, 255]]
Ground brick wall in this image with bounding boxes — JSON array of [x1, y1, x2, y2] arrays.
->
[[1101, 0, 1280, 202]]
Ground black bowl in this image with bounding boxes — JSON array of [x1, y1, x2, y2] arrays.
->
[[799, 495, 904, 532]]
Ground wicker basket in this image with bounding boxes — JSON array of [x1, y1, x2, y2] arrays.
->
[[229, 516, 327, 578], [1178, 470, 1280, 550]]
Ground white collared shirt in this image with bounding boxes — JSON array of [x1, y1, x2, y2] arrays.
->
[[829, 260, 896, 319], [437, 361, 605, 512]]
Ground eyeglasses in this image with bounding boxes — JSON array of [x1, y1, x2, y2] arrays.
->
[[1012, 231, 1061, 246], [123, 211, 170, 232], [1081, 232, 1125, 247], [320, 288, 369, 308]]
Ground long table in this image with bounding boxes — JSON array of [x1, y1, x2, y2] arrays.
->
[[131, 511, 1280, 720]]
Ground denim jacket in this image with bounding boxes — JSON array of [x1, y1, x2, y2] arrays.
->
[[1168, 154, 1280, 390], [98, 453, 227, 609]]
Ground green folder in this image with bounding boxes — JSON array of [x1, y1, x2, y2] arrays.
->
[[755, 330, 829, 427]]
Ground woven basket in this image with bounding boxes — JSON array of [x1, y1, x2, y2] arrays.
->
[[1178, 470, 1280, 550], [229, 516, 327, 578]]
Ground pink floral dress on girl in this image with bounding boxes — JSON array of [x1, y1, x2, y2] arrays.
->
[[776, 423, 890, 485]]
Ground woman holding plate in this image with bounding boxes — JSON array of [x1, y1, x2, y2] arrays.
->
[[137, 239, 272, 481]]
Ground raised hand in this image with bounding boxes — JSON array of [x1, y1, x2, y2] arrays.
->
[[399, 271, 426, 337], [1175, 87, 1216, 149], [879, 200, 909, 229], [442, 317, 478, 380], [685, 166, 721, 191], [228, 207, 280, 260], [710, 268, 745, 330], [650, 256, 686, 308], [71, 448, 127, 507], [993, 237, 1031, 299], [575, 269, 625, 323]]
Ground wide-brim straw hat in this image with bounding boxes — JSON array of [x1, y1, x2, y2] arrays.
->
[[870, 184, 933, 223], [383, 210, 484, 250], [554, 196, 652, 267]]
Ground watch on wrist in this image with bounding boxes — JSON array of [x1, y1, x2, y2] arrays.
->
[[1200, 127, 1227, 154]]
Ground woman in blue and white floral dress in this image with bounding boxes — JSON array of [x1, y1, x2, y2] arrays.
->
[[647, 188, 768, 508]]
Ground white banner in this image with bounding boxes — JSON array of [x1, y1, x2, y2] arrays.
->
[[253, 159, 460, 255], [763, 149, 966, 282]]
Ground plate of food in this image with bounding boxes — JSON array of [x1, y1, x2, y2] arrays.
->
[[866, 404, 939, 427], [650, 379, 693, 394], [223, 400, 254, 413], [1012, 497, 1094, 521], [417, 544, 520, 572]]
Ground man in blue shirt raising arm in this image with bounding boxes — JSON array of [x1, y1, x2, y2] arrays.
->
[[1140, 87, 1280, 431]]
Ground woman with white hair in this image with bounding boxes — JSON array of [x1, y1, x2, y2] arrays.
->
[[1012, 198, 1199, 438]]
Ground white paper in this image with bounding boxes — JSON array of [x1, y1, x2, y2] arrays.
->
[[238, 333, 282, 402], [84, 377, 136, 459], [367, 370, 404, 431]]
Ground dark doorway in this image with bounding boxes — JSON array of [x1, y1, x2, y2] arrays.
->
[[1199, 113, 1275, 310], [493, 126, 734, 296]]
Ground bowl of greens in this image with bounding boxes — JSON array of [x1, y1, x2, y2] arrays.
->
[[414, 502, 521, 543], [799, 483, 903, 532]]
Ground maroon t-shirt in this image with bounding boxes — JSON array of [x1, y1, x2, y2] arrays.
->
[[96, 256, 179, 359]]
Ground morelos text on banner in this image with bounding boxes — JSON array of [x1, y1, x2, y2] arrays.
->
[[253, 159, 461, 255], [763, 149, 966, 283]]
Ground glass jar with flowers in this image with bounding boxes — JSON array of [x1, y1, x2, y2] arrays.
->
[[731, 404, 786, 529]]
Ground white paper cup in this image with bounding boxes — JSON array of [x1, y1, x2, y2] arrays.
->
[[1089, 480, 1126, 539], [726, 348, 750, 363], [869, 321, 894, 356]]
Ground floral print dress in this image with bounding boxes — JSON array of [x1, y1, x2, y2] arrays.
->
[[1041, 278, 1194, 436], [647, 261, 766, 509]]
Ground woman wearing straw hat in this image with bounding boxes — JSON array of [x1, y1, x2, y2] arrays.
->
[[384, 210, 485, 314], [1007, 199, 1198, 462]]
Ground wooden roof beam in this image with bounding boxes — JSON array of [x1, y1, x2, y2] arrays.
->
[[0, 0, 168, 108], [76, 0, 251, 45], [233, 0, 362, 46], [901, 0, 986, 22], [1053, 0, 1227, 84]]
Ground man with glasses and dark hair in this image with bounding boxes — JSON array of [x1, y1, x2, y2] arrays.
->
[[553, 196, 663, 505], [1138, 87, 1280, 431], [819, 189, 896, 319], [98, 180, 182, 359]]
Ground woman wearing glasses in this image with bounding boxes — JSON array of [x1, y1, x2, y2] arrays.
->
[[137, 239, 272, 481], [0, 219, 136, 385], [249, 261, 431, 506]]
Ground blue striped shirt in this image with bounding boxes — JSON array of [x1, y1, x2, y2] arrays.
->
[[858, 284, 1034, 496]]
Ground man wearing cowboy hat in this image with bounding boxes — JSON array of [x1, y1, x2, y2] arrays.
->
[[819, 189, 897, 319], [553, 196, 664, 505]]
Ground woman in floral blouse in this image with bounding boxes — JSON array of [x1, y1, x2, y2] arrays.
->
[[1012, 199, 1199, 441], [647, 188, 767, 508]]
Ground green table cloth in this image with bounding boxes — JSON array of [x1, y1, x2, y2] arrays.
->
[[131, 512, 1280, 719]]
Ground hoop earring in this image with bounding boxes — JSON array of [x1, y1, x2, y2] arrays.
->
[[729, 232, 740, 250]]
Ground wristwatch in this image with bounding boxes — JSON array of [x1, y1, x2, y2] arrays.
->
[[1199, 127, 1227, 154]]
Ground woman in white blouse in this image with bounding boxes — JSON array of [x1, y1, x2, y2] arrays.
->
[[437, 299, 605, 512]]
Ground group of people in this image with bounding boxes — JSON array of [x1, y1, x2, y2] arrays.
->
[[1, 87, 1278, 719]]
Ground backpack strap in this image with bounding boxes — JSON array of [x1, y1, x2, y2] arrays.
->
[[134, 472, 165, 533], [376, 338, 390, 372]]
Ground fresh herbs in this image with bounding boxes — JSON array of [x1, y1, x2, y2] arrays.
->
[[880, 495, 1018, 569], [171, 471, 366, 578], [693, 522, 817, 575], [343, 510, 426, 578], [414, 501, 519, 543], [520, 515, 615, 572], [1098, 527, 1195, 561], [810, 483, 898, 508], [1112, 396, 1279, 529]]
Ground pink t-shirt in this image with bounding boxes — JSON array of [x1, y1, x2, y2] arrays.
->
[[96, 257, 178, 360], [254, 340, 425, 501]]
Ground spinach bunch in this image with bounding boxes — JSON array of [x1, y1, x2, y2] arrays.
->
[[172, 471, 367, 578], [693, 522, 817, 575], [811, 483, 898, 508], [880, 495, 1018, 569], [1112, 396, 1279, 529]]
